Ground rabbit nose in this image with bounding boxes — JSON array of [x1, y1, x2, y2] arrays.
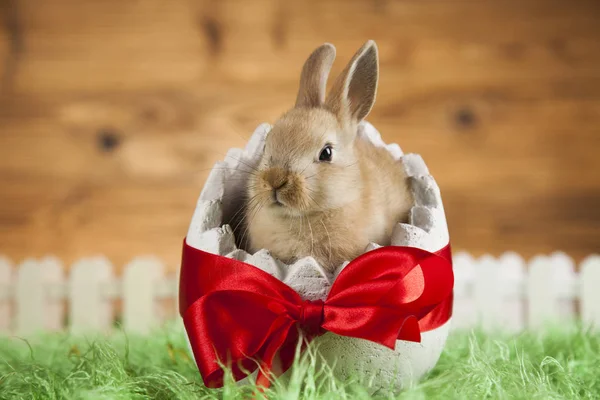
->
[[273, 180, 288, 190], [271, 180, 288, 204], [264, 168, 289, 191]]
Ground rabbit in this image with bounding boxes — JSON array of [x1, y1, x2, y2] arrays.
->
[[244, 40, 413, 273]]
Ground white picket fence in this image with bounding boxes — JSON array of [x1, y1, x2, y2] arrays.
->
[[0, 251, 599, 335]]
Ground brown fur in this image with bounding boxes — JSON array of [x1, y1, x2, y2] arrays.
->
[[245, 41, 413, 272]]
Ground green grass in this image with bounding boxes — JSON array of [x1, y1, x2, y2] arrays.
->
[[0, 322, 598, 399]]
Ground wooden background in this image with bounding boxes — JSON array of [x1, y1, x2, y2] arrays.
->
[[1, 0, 599, 271]]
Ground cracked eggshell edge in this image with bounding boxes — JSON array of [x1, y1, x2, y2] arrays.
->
[[183, 121, 452, 392]]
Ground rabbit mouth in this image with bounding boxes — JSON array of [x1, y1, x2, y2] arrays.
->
[[269, 198, 309, 218], [271, 189, 283, 206], [272, 190, 285, 206]]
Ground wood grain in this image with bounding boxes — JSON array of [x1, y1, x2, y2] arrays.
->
[[1, 0, 599, 270]]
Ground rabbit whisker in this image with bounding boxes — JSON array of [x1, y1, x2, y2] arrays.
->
[[319, 218, 333, 266]]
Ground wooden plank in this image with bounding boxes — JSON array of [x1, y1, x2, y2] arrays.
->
[[0, 0, 599, 267], [6, 0, 600, 94], [1, 85, 599, 183], [0, 0, 21, 95], [0, 3, 8, 92], [442, 189, 600, 261], [13, 0, 206, 93], [0, 88, 599, 265], [0, 178, 197, 271], [2, 175, 597, 271]]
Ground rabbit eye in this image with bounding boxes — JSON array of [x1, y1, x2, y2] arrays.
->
[[318, 145, 333, 162]]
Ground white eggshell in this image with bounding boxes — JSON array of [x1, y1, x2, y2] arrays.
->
[[183, 121, 452, 393]]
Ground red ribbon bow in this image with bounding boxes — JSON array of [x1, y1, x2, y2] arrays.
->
[[179, 239, 454, 388]]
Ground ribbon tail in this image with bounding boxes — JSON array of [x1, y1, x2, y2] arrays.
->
[[255, 318, 296, 388], [397, 315, 421, 343], [418, 292, 453, 332]]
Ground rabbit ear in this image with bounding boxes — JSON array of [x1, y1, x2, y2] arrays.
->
[[295, 43, 337, 108], [326, 40, 379, 123]]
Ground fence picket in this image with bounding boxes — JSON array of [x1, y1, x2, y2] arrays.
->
[[528, 256, 555, 328], [69, 257, 114, 333], [581, 255, 600, 330], [473, 255, 506, 331], [0, 257, 12, 332], [451, 252, 476, 330], [549, 252, 577, 321], [16, 257, 64, 334], [123, 256, 165, 334], [498, 252, 526, 332], [528, 254, 577, 328]]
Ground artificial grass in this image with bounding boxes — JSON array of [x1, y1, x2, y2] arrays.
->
[[0, 322, 598, 400]]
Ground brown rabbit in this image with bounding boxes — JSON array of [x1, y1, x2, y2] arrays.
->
[[245, 41, 413, 273]]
